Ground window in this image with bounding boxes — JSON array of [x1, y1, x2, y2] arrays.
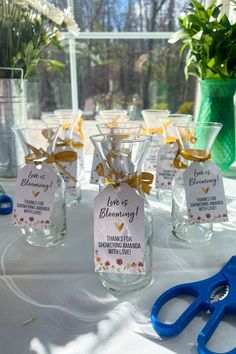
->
[[28, 0, 196, 120]]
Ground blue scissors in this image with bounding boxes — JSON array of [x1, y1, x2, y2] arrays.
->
[[0, 184, 13, 215], [151, 256, 236, 354]]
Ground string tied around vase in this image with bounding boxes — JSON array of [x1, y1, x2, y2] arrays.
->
[[96, 163, 153, 195], [164, 137, 211, 169], [25, 143, 78, 183]]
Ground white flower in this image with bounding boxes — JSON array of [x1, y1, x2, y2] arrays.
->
[[53, 28, 65, 41], [13, 0, 28, 7], [25, 0, 47, 16], [26, 0, 44, 10], [26, 0, 64, 25], [46, 3, 64, 25], [63, 8, 80, 36]]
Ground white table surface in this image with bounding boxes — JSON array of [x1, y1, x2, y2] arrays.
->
[[0, 159, 236, 354]]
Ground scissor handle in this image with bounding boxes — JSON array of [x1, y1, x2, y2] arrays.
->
[[0, 194, 13, 215], [151, 282, 208, 337], [198, 305, 236, 354]]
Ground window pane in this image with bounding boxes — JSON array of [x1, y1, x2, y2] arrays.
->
[[27, 40, 72, 119], [76, 39, 196, 119], [71, 0, 191, 32]]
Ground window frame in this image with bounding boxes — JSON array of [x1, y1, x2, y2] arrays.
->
[[66, 0, 232, 115]]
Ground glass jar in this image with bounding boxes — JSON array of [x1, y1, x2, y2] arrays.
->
[[171, 122, 222, 243], [90, 134, 153, 293], [42, 112, 83, 207], [12, 125, 66, 247]]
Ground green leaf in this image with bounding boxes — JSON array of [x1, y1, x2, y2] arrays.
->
[[168, 29, 188, 44], [49, 59, 64, 70], [43, 59, 64, 75], [192, 30, 203, 40], [212, 6, 220, 18], [169, 0, 236, 79], [191, 0, 205, 11], [207, 58, 215, 68], [220, 14, 231, 29], [188, 14, 203, 27], [180, 41, 190, 56]]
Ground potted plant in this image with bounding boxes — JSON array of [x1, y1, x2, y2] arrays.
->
[[0, 0, 79, 177], [169, 0, 236, 172]]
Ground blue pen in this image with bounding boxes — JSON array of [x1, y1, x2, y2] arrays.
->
[[151, 256, 236, 354], [0, 184, 13, 215]]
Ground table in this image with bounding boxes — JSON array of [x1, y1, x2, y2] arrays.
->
[[0, 160, 236, 354]]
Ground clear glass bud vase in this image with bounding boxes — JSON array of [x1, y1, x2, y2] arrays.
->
[[171, 122, 222, 243], [91, 134, 153, 293], [141, 110, 170, 196], [54, 109, 85, 181], [95, 110, 129, 124], [12, 125, 66, 247], [158, 114, 192, 203], [96, 123, 142, 192], [42, 112, 83, 207]]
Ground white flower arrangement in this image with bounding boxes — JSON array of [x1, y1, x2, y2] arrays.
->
[[0, 0, 80, 78]]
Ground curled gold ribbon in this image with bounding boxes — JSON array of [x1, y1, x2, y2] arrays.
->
[[25, 143, 77, 183], [141, 118, 172, 135], [172, 139, 211, 169], [56, 138, 84, 149], [141, 127, 163, 135], [96, 162, 153, 195], [75, 118, 85, 143], [42, 128, 84, 150], [61, 118, 85, 143]]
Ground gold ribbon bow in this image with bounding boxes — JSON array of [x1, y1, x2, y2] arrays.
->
[[141, 127, 163, 135], [141, 118, 172, 135], [56, 138, 83, 149], [172, 139, 211, 169], [42, 128, 84, 149], [75, 118, 85, 143], [96, 163, 153, 195], [61, 118, 85, 143], [25, 143, 77, 183]]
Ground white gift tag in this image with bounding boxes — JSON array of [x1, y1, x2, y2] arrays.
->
[[183, 161, 228, 224], [94, 184, 145, 274], [55, 146, 77, 191], [90, 150, 101, 185], [12, 162, 57, 229], [144, 133, 163, 171], [155, 142, 178, 190]]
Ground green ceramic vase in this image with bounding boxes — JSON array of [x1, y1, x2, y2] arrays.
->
[[198, 79, 236, 171]]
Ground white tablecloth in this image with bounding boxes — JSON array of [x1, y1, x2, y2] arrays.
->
[[0, 159, 236, 354]]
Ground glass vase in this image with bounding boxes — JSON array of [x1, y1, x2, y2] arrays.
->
[[96, 122, 141, 135], [96, 123, 142, 192], [91, 134, 153, 293], [54, 109, 85, 181], [198, 79, 236, 172], [90, 112, 130, 188], [141, 110, 170, 195], [12, 125, 66, 247], [42, 112, 83, 207], [157, 114, 193, 203], [95, 110, 129, 124], [171, 122, 222, 243]]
